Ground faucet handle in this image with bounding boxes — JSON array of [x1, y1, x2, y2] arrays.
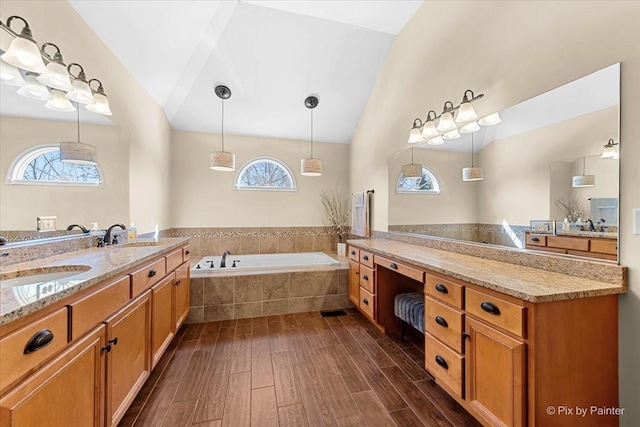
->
[[112, 235, 119, 245], [96, 237, 104, 248]]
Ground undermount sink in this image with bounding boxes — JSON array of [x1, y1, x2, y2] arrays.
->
[[120, 240, 161, 248], [0, 265, 92, 287]]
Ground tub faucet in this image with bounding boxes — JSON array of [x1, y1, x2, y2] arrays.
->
[[221, 250, 231, 268], [103, 223, 126, 246]]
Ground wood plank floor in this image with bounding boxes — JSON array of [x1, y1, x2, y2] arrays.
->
[[120, 309, 480, 427]]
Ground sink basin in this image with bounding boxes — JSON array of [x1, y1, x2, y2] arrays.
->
[[120, 240, 161, 248], [0, 265, 91, 287]]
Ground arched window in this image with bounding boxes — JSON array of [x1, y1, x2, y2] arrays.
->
[[397, 166, 441, 194], [7, 144, 103, 186], [235, 157, 296, 191]]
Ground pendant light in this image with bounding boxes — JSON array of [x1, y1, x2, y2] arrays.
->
[[402, 147, 423, 180], [572, 157, 595, 187], [0, 56, 26, 86], [60, 102, 98, 165], [462, 132, 483, 181], [601, 139, 619, 159], [455, 90, 479, 123], [85, 79, 112, 116], [46, 89, 76, 112], [408, 118, 424, 144], [301, 95, 322, 176], [0, 16, 47, 73], [436, 101, 456, 132], [210, 85, 235, 171], [65, 63, 95, 105], [37, 43, 72, 91], [421, 110, 439, 139]]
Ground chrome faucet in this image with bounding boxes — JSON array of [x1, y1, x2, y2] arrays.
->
[[67, 224, 89, 233], [220, 250, 231, 268], [586, 219, 596, 232], [103, 223, 126, 246]]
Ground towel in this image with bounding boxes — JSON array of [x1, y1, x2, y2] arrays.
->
[[351, 191, 369, 237]]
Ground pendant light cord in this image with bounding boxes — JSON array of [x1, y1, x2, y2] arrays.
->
[[310, 108, 314, 158], [411, 147, 414, 164], [76, 102, 80, 144], [471, 132, 474, 167], [583, 156, 586, 175], [221, 97, 225, 152]]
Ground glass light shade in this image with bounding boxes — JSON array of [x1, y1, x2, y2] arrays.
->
[[408, 127, 423, 144], [427, 136, 444, 146], [436, 112, 456, 132], [601, 146, 617, 159], [17, 74, 51, 100], [421, 120, 438, 138], [1, 37, 47, 73], [0, 59, 25, 86], [210, 151, 236, 171], [455, 101, 478, 123], [443, 129, 461, 140], [37, 61, 72, 91], [478, 112, 502, 126], [402, 163, 422, 179], [301, 158, 323, 176], [85, 92, 113, 116], [460, 121, 480, 133], [572, 175, 595, 187], [45, 90, 76, 112], [462, 167, 484, 181], [66, 79, 95, 104], [60, 141, 98, 165]]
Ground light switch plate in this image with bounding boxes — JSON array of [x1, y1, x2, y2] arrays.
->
[[37, 216, 57, 232], [634, 209, 640, 235]]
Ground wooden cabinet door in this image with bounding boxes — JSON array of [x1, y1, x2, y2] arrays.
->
[[173, 262, 190, 331], [465, 317, 525, 427], [104, 292, 152, 427], [348, 260, 360, 305], [151, 273, 175, 368], [0, 325, 105, 427]]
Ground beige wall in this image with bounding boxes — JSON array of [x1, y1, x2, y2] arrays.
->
[[350, 1, 640, 423], [171, 130, 350, 227], [1, 1, 172, 234], [0, 117, 129, 230]]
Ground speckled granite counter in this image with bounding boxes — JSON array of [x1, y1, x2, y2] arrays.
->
[[554, 230, 618, 239], [0, 238, 189, 326], [348, 239, 626, 303]]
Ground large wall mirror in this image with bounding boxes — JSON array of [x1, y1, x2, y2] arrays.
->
[[0, 71, 129, 244], [388, 64, 620, 262]]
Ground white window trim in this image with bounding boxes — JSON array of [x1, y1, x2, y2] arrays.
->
[[396, 166, 441, 195], [234, 156, 297, 192], [6, 143, 104, 187]]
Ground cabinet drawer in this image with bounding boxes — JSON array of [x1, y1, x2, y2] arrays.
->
[[165, 248, 183, 273], [182, 245, 191, 262], [0, 307, 69, 394], [567, 250, 617, 261], [425, 296, 464, 353], [590, 239, 617, 255], [359, 287, 375, 320], [359, 250, 374, 268], [69, 275, 130, 340], [375, 256, 424, 282], [348, 247, 360, 262], [466, 288, 525, 338], [359, 265, 375, 293], [424, 333, 464, 399], [131, 258, 166, 297], [525, 234, 547, 247], [547, 236, 589, 251], [425, 274, 464, 309]]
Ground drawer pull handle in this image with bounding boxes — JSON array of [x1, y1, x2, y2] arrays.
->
[[390, 262, 398, 270], [362, 255, 369, 261], [435, 283, 448, 294], [435, 316, 448, 328], [108, 337, 118, 346], [481, 301, 501, 315], [23, 329, 54, 354], [463, 332, 470, 340], [148, 269, 157, 278], [185, 250, 191, 255], [531, 237, 540, 242], [362, 298, 369, 305], [435, 355, 448, 370], [102, 345, 111, 353], [363, 274, 369, 281], [175, 280, 181, 286], [351, 250, 356, 256]]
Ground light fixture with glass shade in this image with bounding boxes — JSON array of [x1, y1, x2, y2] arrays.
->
[[460, 121, 480, 133], [478, 112, 501, 126], [443, 129, 461, 140], [36, 43, 72, 91], [301, 95, 323, 176], [0, 54, 26, 86], [85, 79, 112, 116], [408, 118, 424, 144], [65, 63, 95, 104], [0, 16, 47, 73], [17, 72, 51, 100], [455, 90, 481, 123], [421, 110, 439, 139], [46, 89, 75, 112], [427, 135, 444, 146], [601, 139, 619, 159], [436, 101, 456, 132], [572, 157, 595, 187], [209, 85, 235, 171], [402, 147, 422, 180], [462, 132, 484, 181], [60, 103, 98, 165]]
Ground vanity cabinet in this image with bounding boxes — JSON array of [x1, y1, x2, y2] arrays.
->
[[348, 259, 360, 305], [151, 274, 175, 368], [525, 232, 617, 261], [348, 248, 377, 321], [174, 262, 190, 331]]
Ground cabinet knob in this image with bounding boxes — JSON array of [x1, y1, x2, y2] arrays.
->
[[101, 345, 112, 353], [435, 316, 448, 328], [435, 283, 448, 294], [462, 332, 470, 340], [351, 250, 356, 256], [175, 280, 181, 286], [108, 337, 118, 346], [480, 301, 501, 315], [362, 298, 369, 305], [362, 274, 369, 281], [23, 329, 54, 354], [362, 255, 369, 261], [185, 250, 191, 255], [435, 355, 448, 370], [148, 269, 157, 278], [390, 262, 398, 270]]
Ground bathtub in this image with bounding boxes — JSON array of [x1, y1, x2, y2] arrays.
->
[[191, 251, 340, 274]]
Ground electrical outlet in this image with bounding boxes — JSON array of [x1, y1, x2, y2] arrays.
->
[[634, 209, 640, 235], [37, 216, 57, 232]]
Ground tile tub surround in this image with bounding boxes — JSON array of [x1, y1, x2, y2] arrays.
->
[[372, 230, 625, 285], [349, 239, 626, 303], [0, 237, 189, 326], [186, 262, 351, 323]]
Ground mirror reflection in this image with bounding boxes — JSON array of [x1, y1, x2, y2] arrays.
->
[[388, 64, 620, 261]]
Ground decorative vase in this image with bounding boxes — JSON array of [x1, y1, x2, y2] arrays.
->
[[337, 242, 346, 256]]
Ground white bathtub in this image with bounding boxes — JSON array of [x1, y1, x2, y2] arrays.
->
[[191, 252, 339, 274]]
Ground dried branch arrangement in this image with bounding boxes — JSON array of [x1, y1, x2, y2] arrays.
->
[[555, 196, 586, 222], [320, 188, 351, 243]]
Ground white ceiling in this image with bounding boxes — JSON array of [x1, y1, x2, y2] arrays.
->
[[69, 0, 424, 143]]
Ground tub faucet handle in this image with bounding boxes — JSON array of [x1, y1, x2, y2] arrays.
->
[[232, 260, 240, 268]]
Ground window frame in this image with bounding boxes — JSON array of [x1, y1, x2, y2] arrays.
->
[[6, 143, 104, 187], [396, 166, 441, 195], [234, 157, 297, 192]]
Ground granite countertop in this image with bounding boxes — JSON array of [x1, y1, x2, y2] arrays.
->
[[348, 239, 626, 303], [553, 230, 618, 239], [0, 238, 189, 326]]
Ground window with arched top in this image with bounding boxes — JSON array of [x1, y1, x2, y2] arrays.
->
[[7, 144, 103, 186], [235, 157, 296, 191], [397, 166, 441, 194]]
